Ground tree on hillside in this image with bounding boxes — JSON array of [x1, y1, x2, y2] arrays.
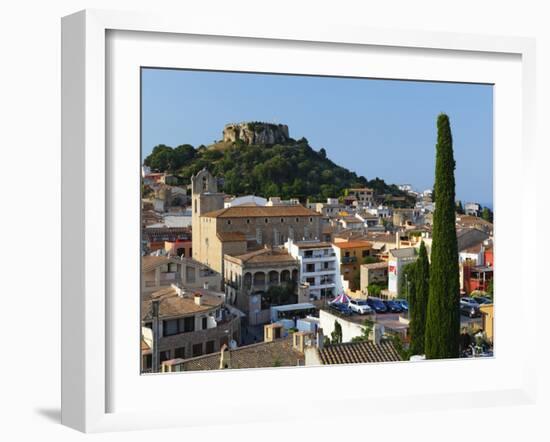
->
[[456, 200, 464, 214], [410, 241, 430, 356], [424, 114, 460, 359], [144, 144, 196, 172], [481, 206, 493, 223]]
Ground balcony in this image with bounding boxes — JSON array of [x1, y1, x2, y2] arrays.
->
[[303, 252, 336, 261], [302, 267, 336, 276], [341, 256, 357, 264]]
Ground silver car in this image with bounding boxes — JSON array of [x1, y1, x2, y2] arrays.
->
[[348, 298, 374, 314]]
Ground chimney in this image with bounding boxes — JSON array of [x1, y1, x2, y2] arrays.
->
[[293, 331, 311, 353], [219, 344, 231, 369], [194, 292, 203, 306], [316, 327, 324, 350], [264, 323, 283, 342]]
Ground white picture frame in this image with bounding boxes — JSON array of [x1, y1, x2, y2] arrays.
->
[[61, 9, 538, 433]]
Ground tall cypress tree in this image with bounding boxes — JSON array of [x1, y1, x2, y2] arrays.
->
[[424, 114, 460, 359], [410, 241, 429, 356]]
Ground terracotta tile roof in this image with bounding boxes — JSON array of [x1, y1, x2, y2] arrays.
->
[[389, 247, 417, 259], [141, 256, 181, 273], [295, 241, 333, 249], [179, 337, 304, 371], [341, 217, 363, 223], [202, 205, 320, 218], [333, 240, 373, 249], [363, 232, 397, 244], [227, 247, 298, 265], [361, 261, 387, 269], [217, 232, 247, 242], [456, 228, 490, 252], [141, 287, 223, 320], [318, 340, 402, 365]]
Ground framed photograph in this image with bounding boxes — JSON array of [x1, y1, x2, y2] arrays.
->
[[61, 9, 537, 433]]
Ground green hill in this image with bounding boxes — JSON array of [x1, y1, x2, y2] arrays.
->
[[143, 138, 415, 206]]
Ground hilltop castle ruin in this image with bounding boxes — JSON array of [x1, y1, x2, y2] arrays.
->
[[222, 122, 290, 145]]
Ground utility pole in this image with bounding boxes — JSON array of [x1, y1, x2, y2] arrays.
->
[[152, 299, 160, 373]]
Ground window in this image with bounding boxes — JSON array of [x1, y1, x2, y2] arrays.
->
[[183, 316, 195, 333], [309, 217, 313, 223], [295, 218, 299, 223], [205, 340, 215, 354], [163, 319, 179, 336], [246, 219, 250, 224], [202, 317, 208, 330], [323, 262, 329, 270], [159, 350, 171, 363], [186, 266, 196, 283], [265, 218, 269, 223], [306, 277, 315, 285], [163, 317, 195, 336], [174, 347, 186, 359], [306, 263, 315, 273], [192, 343, 203, 357], [280, 218, 284, 223], [143, 354, 152, 369], [227, 220, 231, 225], [362, 250, 370, 257]]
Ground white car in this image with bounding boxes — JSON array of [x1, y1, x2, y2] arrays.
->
[[348, 298, 374, 314]]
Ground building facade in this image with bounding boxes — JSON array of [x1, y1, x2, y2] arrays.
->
[[345, 187, 374, 207], [191, 170, 322, 275], [387, 247, 418, 297], [141, 285, 241, 372], [333, 240, 374, 290], [141, 255, 221, 294], [223, 248, 301, 325], [285, 239, 342, 300]]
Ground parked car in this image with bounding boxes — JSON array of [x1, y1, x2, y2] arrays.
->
[[384, 300, 403, 313], [460, 299, 481, 318], [348, 298, 374, 314], [472, 296, 492, 305], [366, 297, 388, 313], [460, 297, 480, 307], [394, 299, 409, 311], [329, 302, 353, 316]]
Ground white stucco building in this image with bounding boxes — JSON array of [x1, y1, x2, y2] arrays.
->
[[285, 239, 344, 300]]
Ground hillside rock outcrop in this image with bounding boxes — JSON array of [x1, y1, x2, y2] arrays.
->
[[223, 122, 290, 145]]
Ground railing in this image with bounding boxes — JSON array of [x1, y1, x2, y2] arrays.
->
[[303, 252, 336, 260], [302, 268, 336, 275]]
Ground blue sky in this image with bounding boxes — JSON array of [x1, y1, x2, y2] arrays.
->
[[142, 69, 493, 207]]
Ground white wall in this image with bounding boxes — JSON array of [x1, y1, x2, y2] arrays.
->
[[1, 1, 548, 441], [319, 309, 365, 343]]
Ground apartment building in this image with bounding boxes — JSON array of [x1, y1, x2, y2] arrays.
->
[[285, 239, 342, 301]]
